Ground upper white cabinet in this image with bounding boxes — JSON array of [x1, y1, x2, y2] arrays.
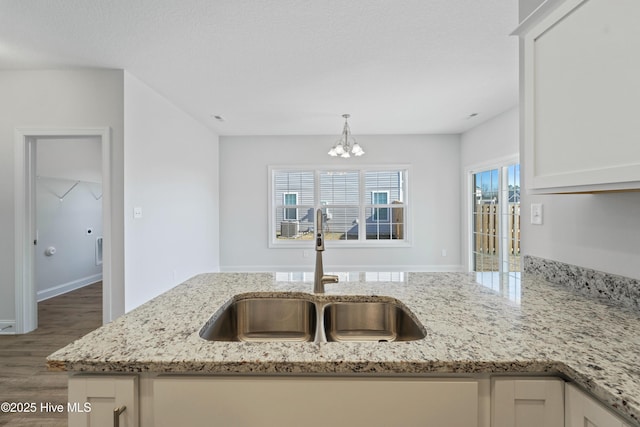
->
[[518, 0, 640, 193]]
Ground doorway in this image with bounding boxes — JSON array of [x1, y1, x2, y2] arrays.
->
[[35, 137, 103, 302], [469, 162, 521, 301], [14, 128, 113, 334]]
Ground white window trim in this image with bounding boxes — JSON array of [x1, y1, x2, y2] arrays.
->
[[268, 164, 412, 248]]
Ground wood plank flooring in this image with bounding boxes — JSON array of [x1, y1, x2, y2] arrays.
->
[[0, 282, 102, 427]]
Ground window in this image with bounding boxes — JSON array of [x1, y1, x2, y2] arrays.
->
[[371, 191, 389, 221], [270, 166, 409, 246], [283, 193, 298, 220]]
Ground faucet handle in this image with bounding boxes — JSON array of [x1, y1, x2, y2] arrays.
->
[[322, 274, 339, 284]]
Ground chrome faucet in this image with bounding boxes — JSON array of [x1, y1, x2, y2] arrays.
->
[[314, 208, 339, 293]]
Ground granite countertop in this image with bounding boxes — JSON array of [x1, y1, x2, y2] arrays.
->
[[47, 272, 640, 424]]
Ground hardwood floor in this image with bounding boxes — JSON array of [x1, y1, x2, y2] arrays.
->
[[0, 282, 102, 427]]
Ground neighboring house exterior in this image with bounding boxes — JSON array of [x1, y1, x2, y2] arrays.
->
[[274, 170, 405, 240]]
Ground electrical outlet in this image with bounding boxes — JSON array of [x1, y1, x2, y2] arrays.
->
[[134, 207, 143, 219]]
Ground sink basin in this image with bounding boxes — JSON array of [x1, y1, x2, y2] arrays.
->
[[200, 295, 425, 343], [323, 301, 425, 342], [200, 297, 317, 342]]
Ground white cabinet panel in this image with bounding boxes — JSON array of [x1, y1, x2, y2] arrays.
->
[[68, 375, 138, 427], [565, 383, 629, 427], [153, 377, 479, 427], [520, 0, 640, 193], [492, 378, 564, 427]]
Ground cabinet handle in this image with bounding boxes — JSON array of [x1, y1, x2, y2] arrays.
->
[[113, 405, 126, 427]]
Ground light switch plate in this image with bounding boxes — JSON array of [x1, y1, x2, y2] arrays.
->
[[530, 203, 543, 225]]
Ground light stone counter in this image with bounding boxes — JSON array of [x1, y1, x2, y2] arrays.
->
[[48, 272, 640, 424]]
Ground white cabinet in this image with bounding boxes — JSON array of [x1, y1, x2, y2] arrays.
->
[[64, 374, 637, 427], [491, 377, 564, 427], [565, 383, 631, 427], [152, 376, 480, 427], [519, 0, 640, 193], [68, 375, 138, 427]]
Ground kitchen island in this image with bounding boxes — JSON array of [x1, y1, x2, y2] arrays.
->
[[48, 271, 640, 426]]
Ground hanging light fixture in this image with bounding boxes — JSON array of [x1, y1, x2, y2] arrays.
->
[[328, 114, 364, 158]]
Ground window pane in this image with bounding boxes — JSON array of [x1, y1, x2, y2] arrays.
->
[[372, 192, 387, 204], [366, 207, 399, 240], [476, 170, 498, 204], [371, 191, 389, 221], [276, 207, 314, 240], [472, 168, 499, 271], [284, 207, 297, 220], [274, 171, 314, 205], [365, 171, 403, 203], [322, 207, 359, 240], [283, 193, 297, 220], [284, 193, 297, 205], [320, 171, 359, 205]]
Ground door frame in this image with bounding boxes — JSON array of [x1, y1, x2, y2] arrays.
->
[[463, 155, 519, 273], [14, 127, 113, 333]]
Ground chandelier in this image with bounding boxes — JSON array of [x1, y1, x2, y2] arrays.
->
[[328, 114, 364, 158]]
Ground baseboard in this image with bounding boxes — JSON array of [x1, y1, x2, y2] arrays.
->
[[0, 320, 16, 335], [219, 265, 465, 273], [37, 273, 103, 302]]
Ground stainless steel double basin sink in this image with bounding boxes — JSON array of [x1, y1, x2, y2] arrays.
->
[[199, 294, 426, 343]]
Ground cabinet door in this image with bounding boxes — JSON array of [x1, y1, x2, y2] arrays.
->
[[68, 375, 138, 427], [153, 377, 479, 427], [522, 0, 640, 192], [565, 383, 629, 427], [492, 378, 564, 427]]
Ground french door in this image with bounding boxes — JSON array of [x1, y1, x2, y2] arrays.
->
[[471, 163, 520, 297]]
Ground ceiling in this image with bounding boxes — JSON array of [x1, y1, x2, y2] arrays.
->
[[0, 0, 519, 136]]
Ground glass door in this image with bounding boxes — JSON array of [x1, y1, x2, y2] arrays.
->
[[471, 164, 520, 300]]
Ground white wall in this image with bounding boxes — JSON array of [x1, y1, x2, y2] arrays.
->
[[123, 72, 220, 311], [2, 69, 222, 328], [37, 137, 102, 182], [0, 69, 125, 326], [460, 107, 520, 271], [36, 138, 103, 299], [219, 134, 462, 271], [515, 2, 640, 281], [521, 192, 640, 280], [460, 107, 519, 170], [519, 0, 545, 22]]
